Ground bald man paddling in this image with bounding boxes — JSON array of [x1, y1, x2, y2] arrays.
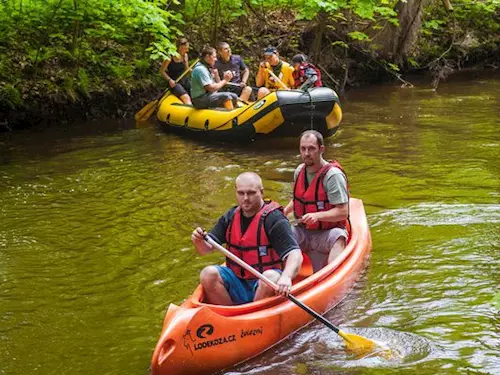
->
[[192, 172, 303, 305]]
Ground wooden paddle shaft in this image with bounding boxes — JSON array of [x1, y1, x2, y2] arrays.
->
[[265, 67, 289, 90], [204, 235, 341, 334], [298, 77, 312, 90], [174, 58, 199, 84]]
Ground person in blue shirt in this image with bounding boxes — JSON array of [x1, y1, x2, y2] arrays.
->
[[215, 42, 252, 102], [191, 46, 239, 109]]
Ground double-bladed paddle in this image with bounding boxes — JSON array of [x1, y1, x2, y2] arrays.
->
[[135, 58, 199, 122], [204, 234, 386, 358]]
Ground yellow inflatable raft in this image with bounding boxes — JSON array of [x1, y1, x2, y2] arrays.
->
[[157, 87, 342, 142]]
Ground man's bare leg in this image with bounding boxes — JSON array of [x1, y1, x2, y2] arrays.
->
[[327, 237, 346, 265], [253, 269, 281, 301], [200, 266, 233, 305], [239, 86, 252, 102]]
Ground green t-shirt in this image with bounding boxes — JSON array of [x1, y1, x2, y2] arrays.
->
[[190, 62, 214, 99]]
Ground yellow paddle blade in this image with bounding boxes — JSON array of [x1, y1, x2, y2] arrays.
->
[[338, 330, 393, 359], [135, 99, 158, 122]]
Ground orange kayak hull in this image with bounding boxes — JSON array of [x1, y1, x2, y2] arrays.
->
[[151, 198, 372, 375]]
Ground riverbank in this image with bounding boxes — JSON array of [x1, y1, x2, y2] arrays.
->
[[1, 1, 498, 131]]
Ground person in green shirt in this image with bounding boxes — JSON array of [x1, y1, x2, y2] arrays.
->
[[191, 46, 238, 109]]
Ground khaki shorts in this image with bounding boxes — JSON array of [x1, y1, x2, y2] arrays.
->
[[291, 226, 348, 272]]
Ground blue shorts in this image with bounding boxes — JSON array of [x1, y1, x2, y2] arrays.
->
[[215, 266, 282, 305]]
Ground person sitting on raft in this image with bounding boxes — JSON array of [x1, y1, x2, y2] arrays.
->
[[255, 46, 295, 100], [215, 42, 252, 102], [191, 46, 246, 110], [191, 172, 303, 305], [159, 37, 192, 105], [291, 54, 323, 90]]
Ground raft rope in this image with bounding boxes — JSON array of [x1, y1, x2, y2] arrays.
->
[[307, 89, 314, 129]]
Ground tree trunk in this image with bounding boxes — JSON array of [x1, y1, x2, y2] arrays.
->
[[311, 12, 327, 62], [441, 0, 453, 11], [375, 0, 430, 64]]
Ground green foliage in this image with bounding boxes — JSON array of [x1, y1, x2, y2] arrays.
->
[[0, 0, 182, 107], [331, 41, 349, 49], [348, 31, 372, 42], [0, 83, 22, 108], [77, 68, 90, 97], [0, 0, 497, 113], [420, 0, 499, 63]]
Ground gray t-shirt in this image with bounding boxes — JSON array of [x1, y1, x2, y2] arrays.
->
[[191, 62, 214, 99], [294, 161, 348, 205]]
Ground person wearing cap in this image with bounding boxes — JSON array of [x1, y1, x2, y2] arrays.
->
[[255, 46, 295, 100], [215, 42, 252, 102], [159, 37, 192, 105], [291, 54, 323, 90], [191, 46, 240, 110]]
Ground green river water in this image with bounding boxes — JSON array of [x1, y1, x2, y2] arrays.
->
[[0, 73, 499, 375]]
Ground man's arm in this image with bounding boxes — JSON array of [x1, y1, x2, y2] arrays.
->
[[275, 249, 303, 296], [204, 70, 233, 92], [301, 203, 348, 227], [283, 199, 294, 216], [265, 211, 303, 295], [241, 67, 250, 85], [256, 63, 267, 87], [191, 209, 232, 255], [191, 227, 213, 255]]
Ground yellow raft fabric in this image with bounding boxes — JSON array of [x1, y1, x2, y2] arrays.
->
[[157, 92, 285, 135], [156, 90, 342, 136]]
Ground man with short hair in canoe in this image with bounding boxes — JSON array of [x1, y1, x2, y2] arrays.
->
[[255, 46, 295, 100], [284, 130, 350, 273], [215, 42, 252, 102], [190, 46, 239, 110], [192, 172, 303, 305]]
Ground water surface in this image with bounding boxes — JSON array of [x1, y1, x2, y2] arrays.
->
[[1, 73, 498, 374]]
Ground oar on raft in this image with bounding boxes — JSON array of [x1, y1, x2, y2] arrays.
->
[[135, 58, 199, 122], [204, 235, 385, 358]]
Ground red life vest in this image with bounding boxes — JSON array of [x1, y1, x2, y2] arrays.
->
[[293, 161, 349, 231], [225, 201, 284, 279], [292, 63, 323, 88]]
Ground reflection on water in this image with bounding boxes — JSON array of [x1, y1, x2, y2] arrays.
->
[[0, 74, 499, 375]]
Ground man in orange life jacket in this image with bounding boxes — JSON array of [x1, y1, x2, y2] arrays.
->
[[192, 172, 303, 305], [284, 130, 349, 273]]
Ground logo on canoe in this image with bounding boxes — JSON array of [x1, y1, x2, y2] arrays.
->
[[254, 100, 266, 110], [196, 324, 214, 339], [182, 329, 197, 355], [183, 324, 237, 355]]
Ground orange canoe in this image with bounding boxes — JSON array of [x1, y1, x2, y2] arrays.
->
[[151, 198, 372, 375]]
